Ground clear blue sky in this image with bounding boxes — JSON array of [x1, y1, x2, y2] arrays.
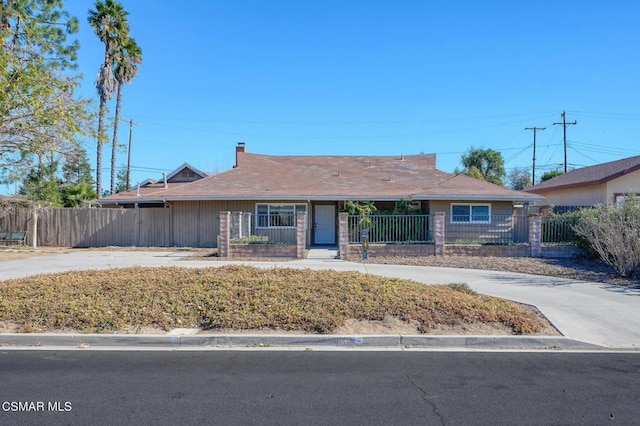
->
[[57, 1, 640, 188]]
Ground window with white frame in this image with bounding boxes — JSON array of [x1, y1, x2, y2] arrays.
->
[[615, 194, 631, 206], [256, 204, 307, 228], [450, 204, 491, 223]]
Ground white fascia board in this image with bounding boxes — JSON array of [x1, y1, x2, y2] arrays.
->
[[158, 194, 413, 202]]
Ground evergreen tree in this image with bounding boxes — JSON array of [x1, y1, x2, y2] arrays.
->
[[61, 146, 97, 206], [1, 0, 92, 182], [20, 160, 63, 206], [113, 165, 128, 194], [62, 146, 94, 186]]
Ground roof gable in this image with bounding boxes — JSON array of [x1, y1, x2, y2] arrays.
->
[[166, 163, 208, 183]]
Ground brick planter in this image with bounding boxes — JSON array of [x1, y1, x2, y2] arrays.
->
[[540, 244, 584, 258], [228, 244, 298, 258], [444, 244, 530, 257], [347, 244, 435, 260]]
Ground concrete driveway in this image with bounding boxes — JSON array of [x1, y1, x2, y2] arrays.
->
[[1, 250, 639, 349]]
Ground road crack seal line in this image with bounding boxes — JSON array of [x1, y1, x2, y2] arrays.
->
[[405, 374, 446, 425]]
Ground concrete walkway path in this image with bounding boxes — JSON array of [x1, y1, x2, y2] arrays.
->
[[1, 250, 639, 349]]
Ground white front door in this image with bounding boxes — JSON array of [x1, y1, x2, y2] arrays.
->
[[314, 205, 336, 245]]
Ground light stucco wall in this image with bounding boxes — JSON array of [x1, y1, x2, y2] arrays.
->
[[534, 184, 607, 207], [535, 172, 640, 207], [606, 171, 640, 204]]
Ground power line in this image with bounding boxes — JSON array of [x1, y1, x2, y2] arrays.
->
[[568, 140, 640, 156], [134, 111, 558, 125], [568, 146, 600, 164]]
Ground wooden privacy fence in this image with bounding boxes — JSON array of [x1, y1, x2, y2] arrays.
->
[[0, 207, 172, 247]]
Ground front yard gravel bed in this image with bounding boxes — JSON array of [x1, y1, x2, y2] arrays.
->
[[364, 256, 640, 287]]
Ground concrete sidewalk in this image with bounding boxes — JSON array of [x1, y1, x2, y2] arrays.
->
[[1, 250, 639, 349]]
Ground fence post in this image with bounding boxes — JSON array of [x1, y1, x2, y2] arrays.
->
[[529, 214, 542, 258], [434, 212, 445, 256], [31, 206, 38, 249], [135, 204, 141, 246], [219, 211, 230, 257], [338, 212, 348, 260], [296, 211, 306, 259], [245, 212, 252, 237]]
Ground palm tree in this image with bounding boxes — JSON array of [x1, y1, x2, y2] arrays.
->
[[62, 182, 97, 207], [110, 36, 142, 194], [88, 0, 129, 197]]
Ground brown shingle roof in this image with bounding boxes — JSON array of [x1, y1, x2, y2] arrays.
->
[[528, 155, 640, 193], [98, 151, 542, 203], [99, 182, 189, 203]]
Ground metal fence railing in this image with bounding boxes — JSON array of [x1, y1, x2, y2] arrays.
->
[[348, 215, 432, 244], [541, 214, 580, 243], [230, 211, 298, 244], [229, 212, 252, 240], [228, 211, 583, 247], [444, 214, 529, 245]]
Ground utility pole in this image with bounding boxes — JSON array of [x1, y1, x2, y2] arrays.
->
[[553, 111, 577, 173], [524, 127, 545, 184], [120, 118, 139, 191]]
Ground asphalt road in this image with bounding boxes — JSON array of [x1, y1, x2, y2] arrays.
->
[[1, 351, 639, 425]]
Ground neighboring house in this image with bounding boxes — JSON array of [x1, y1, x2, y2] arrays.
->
[[107, 162, 209, 207], [527, 155, 640, 208], [97, 143, 543, 247]]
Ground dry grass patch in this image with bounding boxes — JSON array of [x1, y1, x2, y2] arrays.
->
[[0, 265, 546, 334]]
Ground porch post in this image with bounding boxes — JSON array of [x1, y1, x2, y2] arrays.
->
[[296, 211, 306, 259], [219, 211, 230, 257], [434, 212, 445, 256], [338, 212, 348, 260], [529, 214, 542, 258]]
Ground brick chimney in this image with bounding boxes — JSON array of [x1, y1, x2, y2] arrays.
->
[[234, 142, 246, 168]]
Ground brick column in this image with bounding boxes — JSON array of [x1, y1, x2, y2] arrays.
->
[[434, 212, 445, 256], [338, 212, 348, 260], [296, 211, 307, 259], [529, 214, 542, 258], [219, 211, 230, 257]]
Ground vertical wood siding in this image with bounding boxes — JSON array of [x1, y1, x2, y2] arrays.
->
[[0, 200, 307, 248]]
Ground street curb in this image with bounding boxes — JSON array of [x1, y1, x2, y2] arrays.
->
[[0, 333, 605, 350]]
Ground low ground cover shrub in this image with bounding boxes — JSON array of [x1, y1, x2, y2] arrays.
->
[[0, 266, 544, 334]]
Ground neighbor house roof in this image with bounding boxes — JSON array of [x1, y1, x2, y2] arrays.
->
[[98, 147, 543, 204], [99, 163, 207, 204], [528, 155, 640, 193], [165, 162, 208, 181]]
